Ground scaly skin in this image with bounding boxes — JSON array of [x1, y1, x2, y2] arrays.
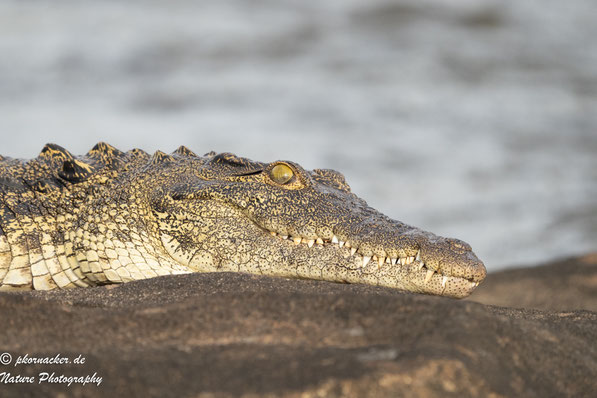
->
[[0, 143, 486, 298]]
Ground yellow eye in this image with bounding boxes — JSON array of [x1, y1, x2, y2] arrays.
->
[[271, 164, 294, 184]]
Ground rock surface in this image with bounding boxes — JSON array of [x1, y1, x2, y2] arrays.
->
[[1, 255, 596, 397], [469, 253, 597, 312]]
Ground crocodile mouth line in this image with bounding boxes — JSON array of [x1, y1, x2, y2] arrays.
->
[[266, 230, 480, 290]]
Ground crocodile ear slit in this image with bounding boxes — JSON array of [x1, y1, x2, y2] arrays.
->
[[58, 159, 95, 183], [232, 169, 263, 177]]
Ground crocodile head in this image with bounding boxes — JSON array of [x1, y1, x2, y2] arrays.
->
[[148, 151, 486, 298]]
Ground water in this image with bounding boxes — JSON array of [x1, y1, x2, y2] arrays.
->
[[0, 0, 595, 271]]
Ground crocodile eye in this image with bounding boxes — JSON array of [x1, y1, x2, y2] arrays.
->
[[271, 164, 293, 185]]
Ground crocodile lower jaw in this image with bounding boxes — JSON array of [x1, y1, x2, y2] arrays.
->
[[266, 230, 481, 291]]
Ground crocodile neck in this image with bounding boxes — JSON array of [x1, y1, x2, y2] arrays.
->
[[0, 170, 184, 290]]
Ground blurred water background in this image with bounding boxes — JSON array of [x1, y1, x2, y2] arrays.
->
[[0, 0, 595, 271]]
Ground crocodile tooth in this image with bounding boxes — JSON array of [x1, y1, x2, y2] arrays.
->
[[378, 256, 384, 266], [425, 269, 435, 283], [270, 231, 277, 236], [442, 276, 448, 287], [407, 256, 414, 264], [332, 235, 339, 244], [391, 257, 397, 265], [293, 236, 302, 244], [363, 256, 371, 267], [418, 262, 425, 271], [350, 247, 357, 256], [316, 238, 324, 245], [281, 235, 288, 240], [307, 239, 315, 248], [470, 282, 476, 288], [339, 241, 345, 247], [415, 250, 420, 261], [386, 257, 391, 264], [400, 257, 406, 266], [345, 242, 351, 248]]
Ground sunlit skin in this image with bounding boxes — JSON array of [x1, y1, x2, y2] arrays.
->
[[0, 143, 486, 298]]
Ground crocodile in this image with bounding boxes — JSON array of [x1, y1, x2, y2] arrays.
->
[[0, 143, 486, 298]]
